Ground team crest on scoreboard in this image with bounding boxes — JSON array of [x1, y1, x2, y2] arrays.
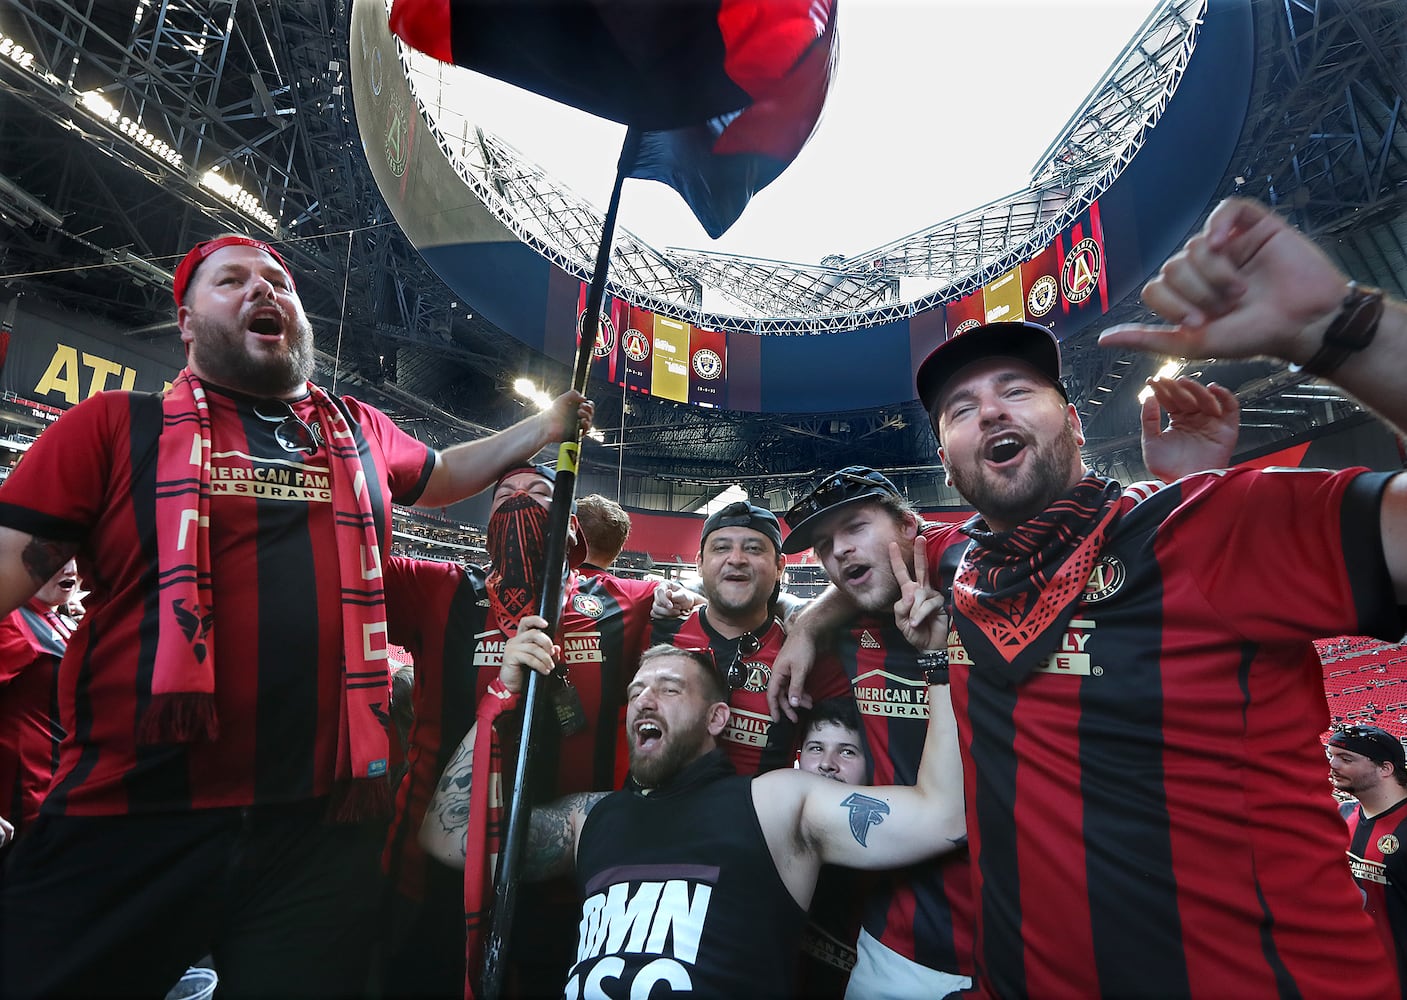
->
[[1082, 555, 1125, 604], [1062, 238, 1102, 304], [1380, 834, 1400, 855], [578, 309, 617, 359], [572, 594, 605, 619], [692, 348, 723, 380], [1027, 274, 1058, 317], [384, 93, 410, 178], [953, 318, 981, 335], [623, 328, 651, 362]]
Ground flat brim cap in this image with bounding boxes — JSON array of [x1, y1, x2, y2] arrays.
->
[[916, 321, 1066, 421], [701, 501, 783, 554], [1326, 726, 1407, 770], [780, 466, 904, 555]]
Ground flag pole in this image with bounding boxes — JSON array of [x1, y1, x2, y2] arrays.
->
[[481, 127, 642, 1000]]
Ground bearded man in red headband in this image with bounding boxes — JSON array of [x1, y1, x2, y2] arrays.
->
[[0, 234, 591, 999]]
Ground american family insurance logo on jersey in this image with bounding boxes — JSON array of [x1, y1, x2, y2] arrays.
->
[[567, 867, 717, 998], [561, 629, 604, 665], [1348, 851, 1389, 885], [852, 669, 929, 719], [949, 619, 1099, 677], [209, 454, 332, 502]]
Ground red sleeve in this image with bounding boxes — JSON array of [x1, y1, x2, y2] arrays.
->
[[343, 397, 435, 506], [1171, 468, 1401, 645], [612, 575, 660, 661], [383, 555, 461, 648], [0, 613, 38, 685], [920, 520, 967, 589], [0, 393, 123, 540]]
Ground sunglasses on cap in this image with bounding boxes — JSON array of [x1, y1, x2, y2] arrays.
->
[[785, 470, 899, 528]]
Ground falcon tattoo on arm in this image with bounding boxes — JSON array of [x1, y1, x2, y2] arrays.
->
[[840, 792, 890, 847]]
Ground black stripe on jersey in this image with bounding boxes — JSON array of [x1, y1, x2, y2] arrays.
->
[[967, 670, 1026, 997], [1340, 472, 1403, 641], [1078, 554, 1187, 997], [1234, 642, 1298, 999], [437, 567, 492, 779], [248, 404, 320, 803], [581, 578, 632, 791], [118, 394, 191, 811], [47, 652, 63, 774]]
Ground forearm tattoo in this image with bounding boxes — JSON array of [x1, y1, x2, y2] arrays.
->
[[22, 537, 78, 589], [840, 792, 890, 847], [431, 737, 475, 862], [523, 791, 607, 881]]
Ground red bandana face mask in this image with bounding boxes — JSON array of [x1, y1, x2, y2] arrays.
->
[[486, 492, 552, 633]]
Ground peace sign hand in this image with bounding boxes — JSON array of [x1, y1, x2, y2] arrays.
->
[[891, 535, 951, 653]]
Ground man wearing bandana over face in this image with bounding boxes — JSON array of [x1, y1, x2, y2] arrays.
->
[[381, 465, 673, 999], [774, 199, 1407, 997]]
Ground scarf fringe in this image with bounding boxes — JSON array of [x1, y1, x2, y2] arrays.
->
[[138, 692, 220, 745], [326, 777, 392, 823]]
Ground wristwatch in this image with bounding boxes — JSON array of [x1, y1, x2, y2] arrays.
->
[[1292, 281, 1385, 377]]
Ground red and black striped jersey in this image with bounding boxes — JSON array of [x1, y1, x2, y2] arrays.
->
[[944, 468, 1402, 998], [0, 599, 70, 831], [652, 608, 852, 775], [822, 604, 975, 977], [381, 558, 656, 899], [382, 556, 492, 900], [0, 386, 432, 815], [1340, 796, 1407, 996]]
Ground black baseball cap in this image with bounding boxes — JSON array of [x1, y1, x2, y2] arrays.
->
[[701, 500, 783, 555], [915, 321, 1067, 433], [781, 466, 905, 555], [1327, 725, 1407, 771]]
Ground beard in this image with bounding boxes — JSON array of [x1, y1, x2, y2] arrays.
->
[[628, 711, 710, 788], [841, 562, 903, 615], [185, 309, 315, 397], [949, 419, 1083, 530]]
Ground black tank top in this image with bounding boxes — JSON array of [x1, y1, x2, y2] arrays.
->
[[568, 750, 806, 998]]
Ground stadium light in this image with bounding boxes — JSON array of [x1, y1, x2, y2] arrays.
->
[[515, 377, 604, 441], [1137, 360, 1184, 404]]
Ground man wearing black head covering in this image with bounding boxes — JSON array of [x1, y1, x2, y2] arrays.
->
[[1328, 724, 1407, 995]]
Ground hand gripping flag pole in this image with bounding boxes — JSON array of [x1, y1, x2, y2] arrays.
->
[[481, 128, 642, 1000]]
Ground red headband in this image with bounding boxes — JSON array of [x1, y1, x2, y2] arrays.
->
[[172, 236, 295, 308]]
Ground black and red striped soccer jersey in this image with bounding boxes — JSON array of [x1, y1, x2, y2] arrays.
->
[[822, 605, 975, 978], [0, 599, 70, 830], [1341, 796, 1407, 996], [941, 468, 1403, 997], [382, 555, 492, 900], [382, 557, 656, 899], [653, 608, 852, 775], [0, 386, 433, 815]]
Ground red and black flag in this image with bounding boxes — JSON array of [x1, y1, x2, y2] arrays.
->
[[388, 0, 837, 237]]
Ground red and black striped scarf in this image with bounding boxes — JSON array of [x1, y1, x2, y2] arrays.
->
[[953, 473, 1122, 684], [462, 683, 517, 1000], [142, 369, 391, 818]]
